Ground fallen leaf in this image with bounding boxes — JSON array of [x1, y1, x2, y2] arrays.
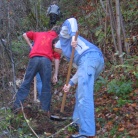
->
[[129, 130, 137, 136], [113, 108, 119, 111], [107, 121, 113, 125], [130, 103, 137, 107], [44, 132, 52, 136], [134, 89, 138, 94], [118, 127, 124, 132]]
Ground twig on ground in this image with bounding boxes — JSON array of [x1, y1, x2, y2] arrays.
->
[[8, 91, 18, 106], [20, 102, 40, 138], [47, 118, 79, 138]]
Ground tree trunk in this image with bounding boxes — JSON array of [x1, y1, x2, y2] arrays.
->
[[107, 0, 118, 52], [120, 6, 129, 55], [7, 2, 17, 93], [115, 0, 123, 64]]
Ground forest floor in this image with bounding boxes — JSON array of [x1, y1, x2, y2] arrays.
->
[[0, 58, 138, 138]]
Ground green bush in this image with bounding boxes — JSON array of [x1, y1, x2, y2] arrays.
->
[[0, 108, 33, 138], [107, 79, 133, 98], [117, 98, 132, 107], [95, 76, 108, 92]]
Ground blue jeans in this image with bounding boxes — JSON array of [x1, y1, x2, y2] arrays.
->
[[72, 51, 104, 136], [36, 73, 42, 99], [14, 56, 52, 111]]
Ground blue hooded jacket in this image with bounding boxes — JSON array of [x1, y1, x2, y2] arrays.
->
[[56, 18, 102, 66]]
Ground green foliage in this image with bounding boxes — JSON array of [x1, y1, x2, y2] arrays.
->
[[121, 0, 138, 28], [67, 123, 79, 133], [117, 98, 132, 107], [107, 79, 133, 98], [95, 76, 108, 92], [110, 125, 118, 136], [12, 40, 29, 56], [12, 115, 33, 137], [19, 17, 33, 31], [11, 40, 29, 69], [67, 126, 76, 133], [0, 0, 137, 137], [134, 72, 138, 79], [0, 108, 33, 138], [0, 108, 13, 130], [97, 117, 106, 127], [115, 60, 136, 74], [115, 56, 138, 84], [95, 27, 105, 43], [106, 57, 137, 107]]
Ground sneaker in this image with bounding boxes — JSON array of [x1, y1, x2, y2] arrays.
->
[[70, 134, 88, 138], [34, 99, 40, 103], [70, 134, 94, 138]]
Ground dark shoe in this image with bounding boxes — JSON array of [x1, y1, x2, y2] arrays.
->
[[70, 134, 94, 138], [50, 114, 71, 121]]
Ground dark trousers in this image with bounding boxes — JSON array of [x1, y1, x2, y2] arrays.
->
[[49, 13, 58, 27], [14, 56, 52, 111]]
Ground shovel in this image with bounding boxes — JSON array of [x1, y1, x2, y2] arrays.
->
[[50, 31, 79, 121]]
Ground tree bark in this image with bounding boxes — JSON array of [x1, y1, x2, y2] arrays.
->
[[115, 0, 123, 64], [107, 0, 118, 52], [7, 1, 17, 93], [120, 6, 129, 55]]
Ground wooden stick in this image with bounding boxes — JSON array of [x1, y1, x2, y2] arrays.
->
[[60, 31, 78, 113], [20, 102, 40, 138], [47, 118, 79, 138], [34, 76, 37, 101]]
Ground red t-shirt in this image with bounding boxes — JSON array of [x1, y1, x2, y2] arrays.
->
[[26, 31, 60, 60]]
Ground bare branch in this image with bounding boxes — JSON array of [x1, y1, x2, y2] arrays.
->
[[20, 102, 40, 138]]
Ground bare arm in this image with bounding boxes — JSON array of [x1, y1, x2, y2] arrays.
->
[[52, 59, 60, 84], [23, 33, 33, 49], [63, 70, 78, 93], [71, 35, 78, 48]]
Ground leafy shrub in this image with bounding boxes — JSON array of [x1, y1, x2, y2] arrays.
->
[[107, 79, 133, 98], [95, 76, 108, 92], [0, 108, 33, 138], [117, 98, 132, 107]]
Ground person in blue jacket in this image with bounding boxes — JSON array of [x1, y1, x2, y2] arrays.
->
[[54, 18, 104, 138]]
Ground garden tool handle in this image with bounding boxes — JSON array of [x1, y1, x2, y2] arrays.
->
[[34, 76, 37, 101], [60, 31, 78, 113]]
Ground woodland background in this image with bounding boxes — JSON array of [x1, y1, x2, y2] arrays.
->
[[0, 0, 138, 138]]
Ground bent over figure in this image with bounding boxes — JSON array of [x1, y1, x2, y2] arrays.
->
[[13, 26, 61, 116], [54, 18, 104, 138]]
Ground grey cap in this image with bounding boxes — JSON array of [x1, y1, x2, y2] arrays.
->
[[51, 26, 61, 34]]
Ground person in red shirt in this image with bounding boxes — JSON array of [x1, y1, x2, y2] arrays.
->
[[13, 26, 61, 116]]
